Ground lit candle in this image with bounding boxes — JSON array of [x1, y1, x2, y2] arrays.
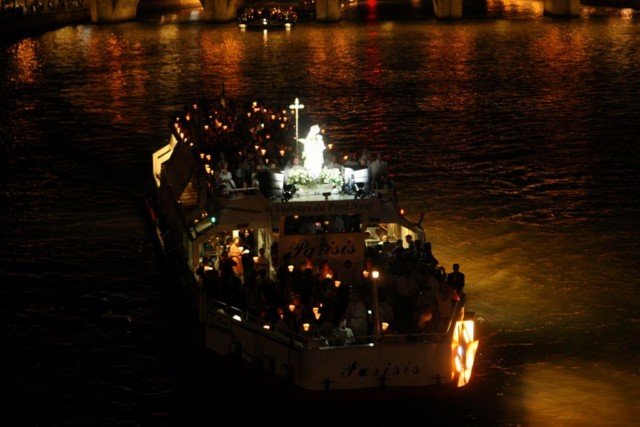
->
[[382, 322, 389, 332], [372, 270, 380, 279], [302, 323, 310, 332], [334, 280, 341, 288], [288, 265, 294, 272], [288, 304, 295, 312]]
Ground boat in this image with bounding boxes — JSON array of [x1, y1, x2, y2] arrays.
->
[[148, 96, 479, 400], [238, 5, 298, 31]]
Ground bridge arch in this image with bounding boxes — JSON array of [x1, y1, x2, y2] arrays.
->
[[89, 0, 237, 24]]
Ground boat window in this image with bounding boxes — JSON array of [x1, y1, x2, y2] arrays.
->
[[283, 214, 361, 235]]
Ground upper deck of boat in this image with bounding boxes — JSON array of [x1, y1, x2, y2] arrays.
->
[[155, 97, 407, 229]]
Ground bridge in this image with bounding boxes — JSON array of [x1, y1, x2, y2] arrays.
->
[[88, 0, 581, 24]]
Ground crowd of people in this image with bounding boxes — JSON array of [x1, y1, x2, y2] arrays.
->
[[174, 97, 393, 199], [176, 97, 297, 196], [195, 227, 466, 345]]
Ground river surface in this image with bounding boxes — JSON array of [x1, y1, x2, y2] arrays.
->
[[1, 1, 639, 425]]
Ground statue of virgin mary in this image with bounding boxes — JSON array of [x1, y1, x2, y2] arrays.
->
[[300, 124, 325, 179]]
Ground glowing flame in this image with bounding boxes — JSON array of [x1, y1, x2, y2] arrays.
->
[[451, 318, 479, 387]]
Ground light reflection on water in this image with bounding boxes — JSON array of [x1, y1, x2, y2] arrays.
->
[[518, 363, 639, 425], [11, 38, 40, 84], [485, 0, 544, 18], [1, 4, 639, 425]]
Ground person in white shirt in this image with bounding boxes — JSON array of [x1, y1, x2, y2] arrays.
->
[[331, 317, 355, 345], [216, 161, 236, 194]]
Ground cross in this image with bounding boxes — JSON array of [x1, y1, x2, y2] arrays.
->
[[289, 97, 304, 154]]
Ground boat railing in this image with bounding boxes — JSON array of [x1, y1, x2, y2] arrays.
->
[[206, 296, 466, 350], [226, 186, 260, 198]]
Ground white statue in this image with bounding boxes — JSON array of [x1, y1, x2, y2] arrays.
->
[[300, 124, 325, 179]]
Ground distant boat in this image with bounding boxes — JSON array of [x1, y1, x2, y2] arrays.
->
[[239, 5, 298, 30], [148, 96, 480, 400]]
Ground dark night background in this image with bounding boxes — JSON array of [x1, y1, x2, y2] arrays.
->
[[1, 2, 639, 425]]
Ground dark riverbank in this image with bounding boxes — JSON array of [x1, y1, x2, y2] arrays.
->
[[0, 0, 201, 42], [0, 9, 89, 41], [582, 0, 640, 8]]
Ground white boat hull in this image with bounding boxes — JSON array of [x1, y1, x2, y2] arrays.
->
[[205, 305, 461, 393]]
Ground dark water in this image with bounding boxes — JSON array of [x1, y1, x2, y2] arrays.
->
[[2, 1, 639, 425]]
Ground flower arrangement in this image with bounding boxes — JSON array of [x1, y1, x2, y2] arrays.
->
[[287, 166, 344, 189], [319, 167, 344, 187], [286, 168, 313, 186]]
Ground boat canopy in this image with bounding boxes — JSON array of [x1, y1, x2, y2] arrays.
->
[[214, 194, 272, 231], [161, 140, 201, 201], [151, 134, 177, 187]]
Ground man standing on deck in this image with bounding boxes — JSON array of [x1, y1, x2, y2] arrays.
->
[[446, 263, 465, 296]]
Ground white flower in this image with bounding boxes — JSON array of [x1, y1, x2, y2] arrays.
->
[[319, 167, 344, 187], [287, 168, 312, 185]]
